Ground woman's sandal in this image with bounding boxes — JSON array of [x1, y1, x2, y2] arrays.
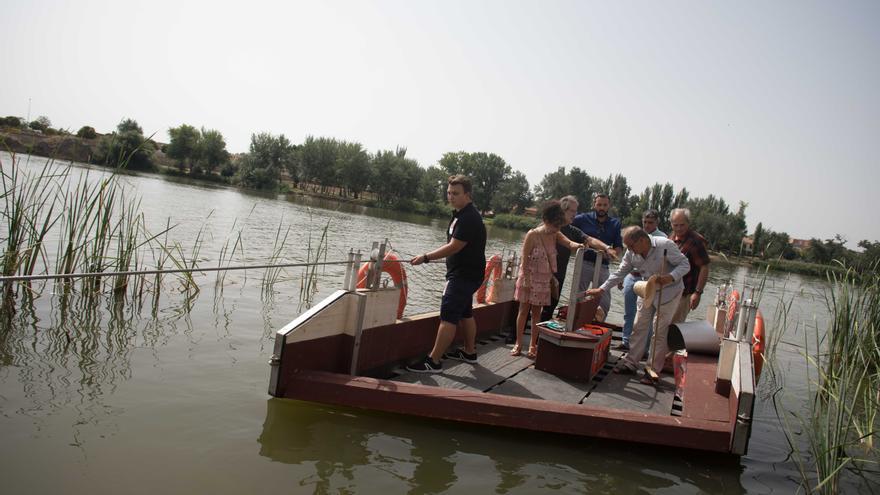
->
[[510, 344, 522, 357], [639, 372, 660, 386], [526, 346, 538, 359]]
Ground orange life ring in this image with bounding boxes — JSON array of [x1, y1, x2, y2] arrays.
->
[[356, 252, 407, 319], [753, 309, 765, 381], [475, 254, 503, 303]]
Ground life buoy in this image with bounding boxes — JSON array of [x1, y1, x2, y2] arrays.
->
[[356, 252, 407, 319], [475, 254, 503, 304], [753, 309, 765, 381]]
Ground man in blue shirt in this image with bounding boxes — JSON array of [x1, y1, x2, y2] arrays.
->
[[572, 193, 623, 318]]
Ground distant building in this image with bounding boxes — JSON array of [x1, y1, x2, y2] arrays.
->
[[789, 238, 811, 251], [740, 236, 754, 256]]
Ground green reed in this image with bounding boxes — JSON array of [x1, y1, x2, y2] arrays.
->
[[302, 215, 332, 305], [2, 152, 340, 324], [769, 266, 880, 493], [261, 219, 292, 301]]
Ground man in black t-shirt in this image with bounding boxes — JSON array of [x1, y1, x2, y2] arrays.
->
[[407, 175, 487, 373]]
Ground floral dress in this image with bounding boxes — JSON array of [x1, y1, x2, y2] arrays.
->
[[514, 231, 558, 306]]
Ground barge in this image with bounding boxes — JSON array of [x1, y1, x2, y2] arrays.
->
[[268, 243, 762, 455]]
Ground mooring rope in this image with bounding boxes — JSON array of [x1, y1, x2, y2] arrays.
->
[[0, 260, 356, 283]]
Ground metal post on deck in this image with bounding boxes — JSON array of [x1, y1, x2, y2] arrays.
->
[[591, 248, 602, 290], [565, 247, 586, 332], [713, 282, 728, 334], [345, 250, 362, 292], [736, 298, 758, 343], [370, 240, 387, 289], [343, 249, 354, 291]]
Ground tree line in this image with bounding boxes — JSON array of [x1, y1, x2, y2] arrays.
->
[[2, 113, 877, 268]]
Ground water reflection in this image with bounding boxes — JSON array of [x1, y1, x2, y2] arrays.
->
[[258, 398, 746, 494]]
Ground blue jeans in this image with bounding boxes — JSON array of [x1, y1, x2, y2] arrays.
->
[[622, 273, 653, 346]]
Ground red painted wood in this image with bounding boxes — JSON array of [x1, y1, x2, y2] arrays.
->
[[534, 327, 611, 382], [281, 369, 733, 453], [354, 301, 517, 373], [274, 334, 352, 397], [683, 355, 730, 423]]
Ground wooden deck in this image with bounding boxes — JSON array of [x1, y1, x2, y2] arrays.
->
[[391, 330, 683, 419]]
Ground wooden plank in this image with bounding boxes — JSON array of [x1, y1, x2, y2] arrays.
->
[[683, 354, 730, 423], [582, 358, 677, 415], [730, 341, 756, 455], [394, 338, 533, 391], [489, 367, 593, 403]]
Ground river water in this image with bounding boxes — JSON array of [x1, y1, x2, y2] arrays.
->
[[0, 152, 868, 493]]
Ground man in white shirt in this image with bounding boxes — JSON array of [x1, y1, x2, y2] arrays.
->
[[586, 226, 690, 383]]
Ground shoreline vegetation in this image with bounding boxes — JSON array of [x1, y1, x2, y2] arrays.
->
[[2, 115, 877, 279]]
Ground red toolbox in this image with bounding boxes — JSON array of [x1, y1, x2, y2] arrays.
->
[[534, 324, 612, 382]]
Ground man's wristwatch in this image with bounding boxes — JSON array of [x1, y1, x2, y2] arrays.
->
[[423, 254, 430, 263], [695, 289, 703, 295]]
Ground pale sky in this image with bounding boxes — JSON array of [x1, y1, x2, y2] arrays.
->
[[3, 1, 878, 244]]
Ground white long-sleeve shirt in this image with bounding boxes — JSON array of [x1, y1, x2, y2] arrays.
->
[[600, 236, 690, 306]]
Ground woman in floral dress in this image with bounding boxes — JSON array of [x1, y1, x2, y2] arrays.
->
[[512, 201, 610, 358]]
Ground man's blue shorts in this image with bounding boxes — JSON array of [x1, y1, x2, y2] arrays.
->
[[440, 278, 482, 324]]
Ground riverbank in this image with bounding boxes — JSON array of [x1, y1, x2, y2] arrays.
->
[[1, 130, 854, 281], [0, 126, 177, 169]]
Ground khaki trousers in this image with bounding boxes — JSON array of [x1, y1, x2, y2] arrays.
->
[[622, 289, 683, 374], [671, 294, 692, 324]]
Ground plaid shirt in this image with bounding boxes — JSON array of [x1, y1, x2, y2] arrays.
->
[[673, 229, 710, 295]]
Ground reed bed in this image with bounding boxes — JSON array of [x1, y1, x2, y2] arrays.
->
[[1, 153, 332, 318], [769, 266, 880, 493]]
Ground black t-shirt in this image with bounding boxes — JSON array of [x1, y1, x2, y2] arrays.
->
[[446, 202, 486, 282]]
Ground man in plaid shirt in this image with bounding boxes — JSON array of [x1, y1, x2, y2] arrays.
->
[[670, 208, 711, 324]]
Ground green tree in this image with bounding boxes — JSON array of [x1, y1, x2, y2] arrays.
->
[[608, 174, 631, 220], [117, 118, 143, 134], [28, 115, 51, 132], [751, 222, 764, 257], [167, 124, 201, 172], [568, 167, 593, 209], [439, 151, 511, 211], [76, 126, 97, 139], [685, 195, 747, 253], [491, 171, 532, 214], [198, 128, 230, 174], [804, 235, 850, 265], [761, 229, 796, 260], [236, 132, 295, 190], [418, 165, 448, 205], [370, 148, 422, 207], [1, 116, 23, 128], [336, 141, 370, 198], [95, 118, 154, 170], [298, 136, 339, 192], [857, 240, 880, 270], [535, 166, 572, 202]]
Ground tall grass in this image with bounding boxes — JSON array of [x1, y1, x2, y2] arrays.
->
[[769, 266, 880, 492], [300, 212, 332, 307], [1, 152, 343, 323]]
